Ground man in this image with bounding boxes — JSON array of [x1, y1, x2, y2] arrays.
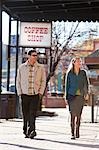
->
[[16, 49, 46, 139]]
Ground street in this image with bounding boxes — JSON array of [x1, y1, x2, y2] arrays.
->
[[0, 106, 99, 150]]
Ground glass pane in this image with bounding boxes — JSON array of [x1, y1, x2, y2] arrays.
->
[[2, 11, 9, 45]]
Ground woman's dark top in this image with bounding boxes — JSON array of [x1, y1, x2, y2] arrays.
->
[[66, 69, 88, 99]]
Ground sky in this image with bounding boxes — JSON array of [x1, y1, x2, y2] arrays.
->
[[52, 21, 99, 49]]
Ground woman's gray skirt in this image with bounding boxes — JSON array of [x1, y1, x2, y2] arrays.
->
[[68, 95, 84, 116]]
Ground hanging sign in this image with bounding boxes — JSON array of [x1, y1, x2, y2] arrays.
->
[[19, 22, 51, 47]]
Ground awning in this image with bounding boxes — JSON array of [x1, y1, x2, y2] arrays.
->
[[2, 0, 99, 22]]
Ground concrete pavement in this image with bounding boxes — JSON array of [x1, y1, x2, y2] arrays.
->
[[0, 106, 99, 150]]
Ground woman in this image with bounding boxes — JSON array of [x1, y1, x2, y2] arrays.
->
[[65, 57, 90, 139]]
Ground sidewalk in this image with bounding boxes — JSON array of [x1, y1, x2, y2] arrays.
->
[[0, 106, 99, 150]]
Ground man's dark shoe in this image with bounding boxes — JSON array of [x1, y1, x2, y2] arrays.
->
[[25, 134, 29, 138], [23, 130, 29, 138], [23, 130, 26, 135], [29, 131, 37, 139]]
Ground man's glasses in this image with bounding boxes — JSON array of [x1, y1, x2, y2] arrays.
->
[[31, 54, 37, 57]]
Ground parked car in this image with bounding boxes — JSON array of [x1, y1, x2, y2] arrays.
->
[[1, 85, 6, 92], [9, 84, 15, 92], [1, 85, 14, 94]]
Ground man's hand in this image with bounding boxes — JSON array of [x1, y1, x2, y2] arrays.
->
[[39, 93, 43, 100]]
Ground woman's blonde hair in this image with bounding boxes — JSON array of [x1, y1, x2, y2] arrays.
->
[[66, 57, 82, 73]]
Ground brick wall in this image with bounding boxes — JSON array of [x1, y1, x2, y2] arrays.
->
[[42, 96, 66, 108]]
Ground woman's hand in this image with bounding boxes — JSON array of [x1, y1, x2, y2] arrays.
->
[[65, 100, 68, 108], [84, 94, 89, 100]]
